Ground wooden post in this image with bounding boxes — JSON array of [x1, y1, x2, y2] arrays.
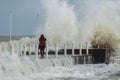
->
[[79, 42, 82, 55], [28, 42, 31, 55], [35, 44, 39, 59], [24, 44, 26, 57], [11, 44, 14, 55], [55, 43, 58, 58], [20, 44, 22, 56], [72, 42, 74, 56], [86, 42, 89, 55], [46, 43, 49, 58], [64, 43, 67, 56]]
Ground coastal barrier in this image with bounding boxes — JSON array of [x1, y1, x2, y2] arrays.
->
[[19, 42, 110, 64], [0, 42, 110, 64]]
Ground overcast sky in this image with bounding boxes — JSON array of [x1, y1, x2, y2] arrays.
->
[[0, 0, 46, 35], [0, 0, 119, 36]]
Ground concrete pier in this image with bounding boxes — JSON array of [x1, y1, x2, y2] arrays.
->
[[72, 54, 92, 64]]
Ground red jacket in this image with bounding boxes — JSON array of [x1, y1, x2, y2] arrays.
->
[[39, 35, 46, 48]]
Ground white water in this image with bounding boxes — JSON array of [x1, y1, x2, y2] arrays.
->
[[1, 0, 120, 80], [0, 51, 120, 80], [38, 0, 120, 49], [0, 37, 120, 80]]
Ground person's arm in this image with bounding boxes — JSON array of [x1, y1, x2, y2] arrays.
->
[[44, 38, 46, 41], [39, 38, 40, 42]]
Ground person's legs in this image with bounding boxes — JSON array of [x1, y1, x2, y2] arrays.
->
[[42, 48, 45, 57], [40, 48, 42, 57], [38, 44, 41, 55], [40, 46, 44, 58]]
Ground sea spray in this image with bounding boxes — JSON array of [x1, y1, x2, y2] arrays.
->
[[39, 0, 120, 50], [0, 52, 25, 77], [92, 23, 120, 49], [40, 0, 78, 45]]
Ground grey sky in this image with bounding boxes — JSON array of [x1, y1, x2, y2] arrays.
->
[[0, 0, 119, 36], [0, 0, 46, 35]]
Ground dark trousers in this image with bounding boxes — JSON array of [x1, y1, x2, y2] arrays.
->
[[39, 44, 45, 57]]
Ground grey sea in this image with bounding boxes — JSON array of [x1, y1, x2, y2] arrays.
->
[[0, 35, 35, 42]]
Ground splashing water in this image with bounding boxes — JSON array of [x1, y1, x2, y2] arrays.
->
[[39, 0, 120, 49], [40, 0, 78, 45], [1, 0, 120, 80], [0, 51, 120, 80]]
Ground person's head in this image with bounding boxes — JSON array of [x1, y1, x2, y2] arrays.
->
[[41, 34, 44, 38]]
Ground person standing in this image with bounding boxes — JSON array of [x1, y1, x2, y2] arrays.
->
[[39, 34, 46, 58]]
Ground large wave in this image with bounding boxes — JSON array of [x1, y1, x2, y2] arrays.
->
[[39, 0, 120, 49]]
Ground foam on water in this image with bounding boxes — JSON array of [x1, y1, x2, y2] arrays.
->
[[0, 36, 120, 80], [1, 0, 120, 80], [0, 49, 120, 80]]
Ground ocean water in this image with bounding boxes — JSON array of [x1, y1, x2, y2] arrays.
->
[[0, 35, 34, 42], [0, 52, 120, 80], [0, 37, 120, 80], [1, 0, 120, 79]]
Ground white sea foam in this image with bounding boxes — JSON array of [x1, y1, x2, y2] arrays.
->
[[0, 41, 120, 80], [0, 51, 120, 80], [1, 0, 120, 80]]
